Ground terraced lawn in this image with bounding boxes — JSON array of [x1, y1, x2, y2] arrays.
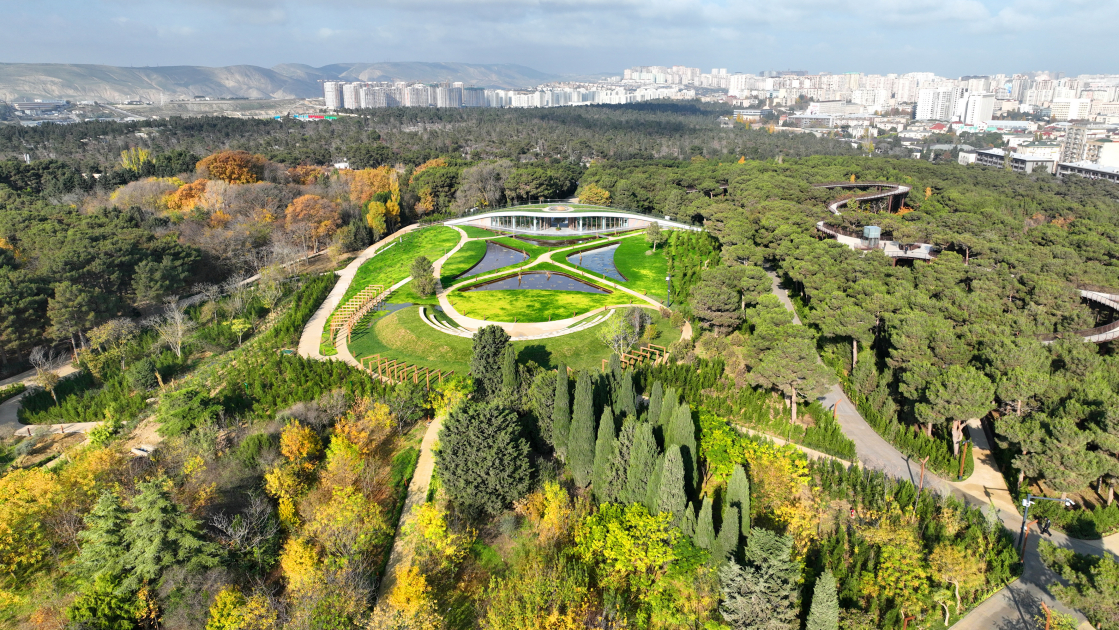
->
[[438, 239, 488, 285], [341, 226, 460, 306], [447, 274, 640, 323], [346, 306, 682, 373], [458, 225, 501, 238]]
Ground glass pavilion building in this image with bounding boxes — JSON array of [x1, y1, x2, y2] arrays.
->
[[445, 205, 701, 235]]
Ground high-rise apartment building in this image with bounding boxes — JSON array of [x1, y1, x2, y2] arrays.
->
[[323, 81, 343, 110], [1051, 98, 1091, 121], [962, 93, 995, 126]]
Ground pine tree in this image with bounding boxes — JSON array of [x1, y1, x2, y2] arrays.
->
[[603, 417, 636, 503], [617, 370, 637, 420], [470, 325, 511, 400], [726, 464, 751, 536], [501, 345, 518, 402], [667, 402, 697, 497], [714, 505, 740, 564], [643, 452, 666, 513], [627, 422, 659, 504], [592, 407, 616, 503], [657, 446, 688, 529], [552, 364, 570, 460], [438, 401, 534, 518], [75, 490, 128, 580], [694, 496, 716, 550], [120, 479, 221, 593], [567, 371, 596, 487], [648, 381, 664, 425], [719, 527, 799, 629], [806, 569, 840, 630]]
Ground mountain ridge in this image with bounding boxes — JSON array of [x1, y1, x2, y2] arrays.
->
[[0, 62, 559, 102]]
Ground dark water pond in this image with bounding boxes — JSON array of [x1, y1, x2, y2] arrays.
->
[[566, 244, 625, 282], [461, 241, 528, 278], [463, 271, 608, 294]]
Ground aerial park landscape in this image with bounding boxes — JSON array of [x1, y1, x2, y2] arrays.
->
[[1, 108, 1118, 630]]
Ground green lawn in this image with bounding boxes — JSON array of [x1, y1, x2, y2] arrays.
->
[[438, 240, 488, 285], [491, 237, 552, 259], [562, 235, 669, 303], [458, 225, 500, 238], [614, 236, 669, 301], [447, 276, 640, 323], [341, 226, 460, 307], [346, 306, 682, 373]]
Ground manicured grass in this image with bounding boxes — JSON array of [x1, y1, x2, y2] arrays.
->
[[614, 235, 669, 301], [448, 284, 637, 323], [346, 306, 681, 372], [459, 225, 501, 238], [491, 237, 552, 259], [438, 239, 488, 285], [562, 235, 670, 303], [386, 282, 439, 306], [340, 226, 460, 307]]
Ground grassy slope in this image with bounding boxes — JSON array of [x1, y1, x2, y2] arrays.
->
[[458, 225, 500, 238], [341, 226, 460, 306], [346, 306, 682, 372], [438, 239, 488, 285]]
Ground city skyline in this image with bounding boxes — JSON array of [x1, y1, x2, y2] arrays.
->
[[3, 0, 1119, 77]]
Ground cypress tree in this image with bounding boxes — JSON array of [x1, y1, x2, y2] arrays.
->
[[680, 501, 697, 538], [659, 387, 678, 428], [120, 479, 221, 593], [470, 325, 511, 400], [438, 401, 534, 518], [627, 422, 659, 504], [726, 464, 751, 536], [667, 402, 697, 497], [604, 417, 636, 503], [806, 569, 840, 630], [657, 445, 688, 529], [591, 407, 616, 503], [648, 381, 664, 426], [618, 370, 637, 420], [567, 371, 596, 487], [74, 490, 128, 579], [714, 505, 740, 564], [552, 364, 570, 460], [694, 496, 716, 550], [501, 345, 518, 402], [643, 452, 666, 513]]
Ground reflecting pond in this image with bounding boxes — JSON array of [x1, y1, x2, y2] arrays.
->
[[461, 241, 528, 278], [566, 244, 625, 282], [463, 271, 608, 294]]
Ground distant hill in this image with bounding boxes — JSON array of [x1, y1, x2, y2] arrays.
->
[[0, 62, 558, 102]]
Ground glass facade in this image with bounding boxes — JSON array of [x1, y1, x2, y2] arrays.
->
[[488, 214, 629, 233]]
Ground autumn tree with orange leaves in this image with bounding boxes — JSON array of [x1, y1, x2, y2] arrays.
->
[[165, 179, 208, 214], [285, 194, 341, 252], [196, 150, 267, 184]]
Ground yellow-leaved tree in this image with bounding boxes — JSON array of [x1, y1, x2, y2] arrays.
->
[[576, 183, 611, 206]]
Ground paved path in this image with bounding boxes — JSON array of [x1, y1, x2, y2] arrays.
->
[[297, 225, 420, 361], [764, 266, 1115, 629], [0, 363, 98, 438]]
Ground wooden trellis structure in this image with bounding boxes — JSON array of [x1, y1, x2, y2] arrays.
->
[[601, 344, 669, 371], [329, 284, 386, 337], [338, 286, 397, 346], [360, 354, 453, 386]]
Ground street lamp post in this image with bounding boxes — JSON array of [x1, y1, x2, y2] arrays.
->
[[666, 276, 671, 307], [1018, 494, 1075, 551]]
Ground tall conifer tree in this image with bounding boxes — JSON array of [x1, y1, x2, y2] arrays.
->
[[726, 464, 751, 536], [648, 381, 664, 425], [714, 505, 740, 565], [627, 422, 659, 504], [659, 387, 679, 428], [552, 363, 570, 460], [806, 569, 840, 630], [618, 369, 637, 419], [667, 402, 697, 496], [658, 445, 688, 529], [592, 407, 616, 502], [501, 345, 518, 402], [643, 452, 666, 513], [567, 371, 596, 487], [604, 418, 636, 503], [120, 479, 220, 593], [75, 490, 128, 579], [694, 496, 716, 550]]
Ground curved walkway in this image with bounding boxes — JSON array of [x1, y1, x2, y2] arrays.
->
[[765, 267, 1114, 629], [0, 363, 100, 438]]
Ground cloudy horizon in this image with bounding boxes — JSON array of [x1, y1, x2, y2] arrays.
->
[[3, 0, 1117, 78]]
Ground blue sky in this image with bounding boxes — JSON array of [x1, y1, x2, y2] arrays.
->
[[2, 0, 1115, 76]]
